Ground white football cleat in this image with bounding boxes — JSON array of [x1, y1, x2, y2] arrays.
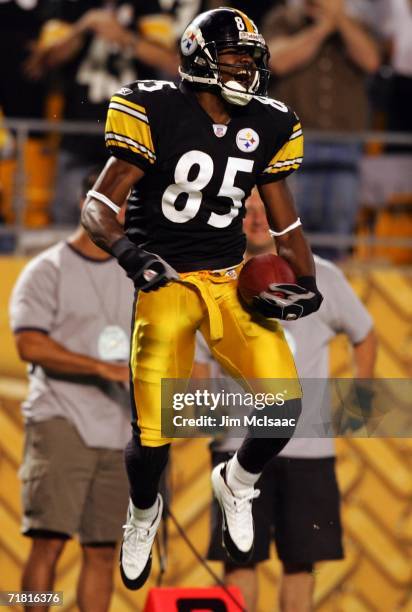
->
[[211, 462, 260, 563], [120, 494, 163, 590]]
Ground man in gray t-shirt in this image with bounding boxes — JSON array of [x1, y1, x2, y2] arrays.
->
[[9, 169, 134, 611], [194, 191, 377, 612]]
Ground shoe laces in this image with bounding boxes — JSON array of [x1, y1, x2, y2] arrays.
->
[[122, 520, 151, 543], [227, 487, 260, 518], [122, 507, 159, 548], [226, 489, 260, 529]]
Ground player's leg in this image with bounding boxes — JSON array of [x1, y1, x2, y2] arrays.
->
[[121, 281, 203, 589], [207, 449, 273, 610], [279, 565, 314, 612], [225, 564, 258, 612], [202, 278, 301, 562], [78, 544, 117, 612], [223, 460, 275, 611], [20, 419, 97, 607], [78, 448, 129, 610], [274, 457, 343, 611], [22, 535, 67, 608]]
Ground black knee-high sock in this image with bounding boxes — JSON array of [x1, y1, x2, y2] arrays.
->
[[237, 398, 302, 474], [124, 436, 170, 509]]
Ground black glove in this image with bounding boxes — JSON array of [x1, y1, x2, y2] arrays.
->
[[252, 276, 323, 320], [112, 237, 179, 291]]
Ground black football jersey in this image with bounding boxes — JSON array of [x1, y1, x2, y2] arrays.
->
[[105, 80, 303, 272]]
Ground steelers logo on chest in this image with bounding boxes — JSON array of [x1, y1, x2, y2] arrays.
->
[[236, 128, 260, 153]]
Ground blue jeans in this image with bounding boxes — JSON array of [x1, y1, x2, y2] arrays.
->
[[289, 142, 362, 259]]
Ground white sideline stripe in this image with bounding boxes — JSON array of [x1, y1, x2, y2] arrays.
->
[[264, 157, 303, 172], [289, 129, 303, 140], [109, 102, 148, 123], [105, 132, 156, 160]]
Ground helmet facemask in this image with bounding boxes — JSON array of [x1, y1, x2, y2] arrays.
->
[[179, 21, 270, 106], [209, 42, 270, 106]]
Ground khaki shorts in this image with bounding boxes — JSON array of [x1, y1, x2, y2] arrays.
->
[[19, 418, 129, 544]]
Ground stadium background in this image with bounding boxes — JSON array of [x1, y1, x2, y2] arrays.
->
[[1, 0, 412, 610]]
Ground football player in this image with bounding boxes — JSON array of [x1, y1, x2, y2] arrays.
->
[[82, 7, 323, 590]]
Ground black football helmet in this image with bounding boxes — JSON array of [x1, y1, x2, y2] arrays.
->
[[179, 7, 270, 106]]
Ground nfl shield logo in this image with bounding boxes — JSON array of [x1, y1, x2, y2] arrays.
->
[[213, 124, 228, 138]]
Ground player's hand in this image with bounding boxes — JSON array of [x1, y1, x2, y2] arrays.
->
[[305, 0, 337, 33], [95, 362, 130, 382], [78, 8, 130, 45], [253, 277, 323, 320], [112, 236, 179, 292], [334, 382, 375, 434]]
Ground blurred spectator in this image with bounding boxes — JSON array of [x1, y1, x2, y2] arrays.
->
[[170, 0, 207, 38], [9, 168, 133, 612], [207, 0, 285, 30], [0, 1, 50, 241], [374, 0, 412, 134], [28, 0, 178, 225], [0, 0, 47, 123], [262, 0, 381, 259]]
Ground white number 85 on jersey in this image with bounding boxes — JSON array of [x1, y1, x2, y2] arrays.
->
[[161, 151, 254, 228]]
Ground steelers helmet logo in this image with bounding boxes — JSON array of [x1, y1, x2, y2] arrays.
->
[[236, 128, 259, 152], [181, 27, 199, 56]]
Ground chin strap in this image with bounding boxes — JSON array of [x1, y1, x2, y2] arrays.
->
[[87, 190, 121, 214], [179, 67, 259, 107], [269, 218, 302, 237]]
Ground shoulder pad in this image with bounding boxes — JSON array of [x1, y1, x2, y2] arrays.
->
[[114, 80, 177, 101], [254, 94, 291, 116]]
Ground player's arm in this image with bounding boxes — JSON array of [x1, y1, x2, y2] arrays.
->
[[81, 156, 142, 253], [353, 328, 378, 377], [328, 0, 380, 73], [268, 22, 334, 76], [15, 331, 129, 382], [256, 180, 322, 320], [259, 180, 314, 278], [253, 108, 322, 319], [328, 266, 378, 377], [82, 85, 178, 292], [82, 157, 178, 292]]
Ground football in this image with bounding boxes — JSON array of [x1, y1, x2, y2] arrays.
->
[[238, 254, 297, 306]]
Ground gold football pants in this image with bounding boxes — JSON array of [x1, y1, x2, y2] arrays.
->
[[130, 266, 300, 447]]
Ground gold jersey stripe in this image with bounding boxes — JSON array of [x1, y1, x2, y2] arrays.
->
[[106, 107, 155, 156], [293, 122, 302, 132], [234, 9, 255, 33], [266, 133, 304, 171], [105, 139, 155, 164], [264, 163, 301, 174], [111, 95, 147, 116]]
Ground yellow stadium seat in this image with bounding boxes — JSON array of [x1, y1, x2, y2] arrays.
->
[[373, 194, 412, 264]]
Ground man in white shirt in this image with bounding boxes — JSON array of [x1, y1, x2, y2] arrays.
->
[[9, 169, 133, 612]]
